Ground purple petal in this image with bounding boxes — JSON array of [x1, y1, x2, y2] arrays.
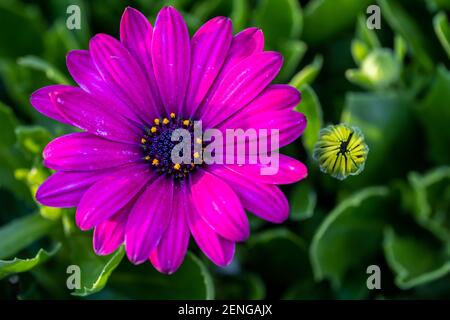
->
[[184, 16, 232, 115], [218, 84, 305, 147], [188, 201, 235, 267], [152, 6, 190, 115], [201, 51, 283, 128], [219, 84, 301, 125], [194, 27, 264, 119], [224, 27, 265, 68], [90, 33, 159, 122], [223, 154, 308, 185], [209, 166, 289, 223], [120, 7, 162, 109], [76, 165, 152, 230], [43, 132, 141, 171], [149, 184, 189, 274], [93, 203, 131, 255], [66, 50, 142, 124], [52, 88, 141, 144], [190, 170, 249, 242], [125, 175, 174, 264], [30, 85, 74, 124], [36, 170, 104, 208], [66, 50, 105, 94]]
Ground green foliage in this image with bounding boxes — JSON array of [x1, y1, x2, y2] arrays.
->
[[417, 66, 450, 165], [68, 236, 125, 297], [293, 84, 323, 156], [0, 244, 61, 280], [383, 228, 450, 289], [434, 12, 450, 59], [254, 0, 304, 80], [290, 181, 316, 221], [0, 214, 55, 260], [91, 252, 214, 299], [310, 187, 390, 287], [303, 0, 372, 44], [0, 0, 449, 300], [347, 48, 401, 89]]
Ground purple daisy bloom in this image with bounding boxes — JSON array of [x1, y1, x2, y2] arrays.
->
[[31, 6, 307, 274]]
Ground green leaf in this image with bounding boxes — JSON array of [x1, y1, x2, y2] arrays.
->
[[14, 163, 60, 220], [294, 84, 323, 156], [345, 69, 375, 89], [16, 125, 52, 155], [283, 278, 333, 299], [0, 102, 29, 198], [383, 228, 450, 289], [417, 65, 450, 165], [347, 48, 401, 90], [394, 35, 407, 62], [67, 234, 125, 297], [43, 21, 83, 71], [215, 273, 265, 299], [303, 0, 372, 45], [254, 0, 303, 45], [310, 187, 390, 287], [341, 91, 419, 188], [351, 39, 370, 65], [0, 102, 18, 149], [0, 243, 61, 280], [245, 229, 311, 292], [405, 167, 450, 243], [426, 0, 450, 12], [91, 252, 214, 299], [434, 12, 450, 59], [17, 55, 70, 84], [0, 1, 45, 58], [377, 0, 433, 72], [289, 55, 323, 88], [190, 0, 230, 30], [356, 14, 380, 49], [277, 40, 307, 81], [230, 0, 249, 32], [0, 214, 55, 260], [290, 181, 317, 221], [0, 58, 49, 121]]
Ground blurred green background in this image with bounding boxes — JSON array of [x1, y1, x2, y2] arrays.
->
[[1, 0, 450, 299]]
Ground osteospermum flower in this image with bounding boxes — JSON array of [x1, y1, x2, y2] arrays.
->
[[31, 6, 307, 273], [313, 124, 368, 180]]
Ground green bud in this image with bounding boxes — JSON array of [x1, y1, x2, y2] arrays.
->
[[361, 48, 400, 89], [313, 124, 369, 180]]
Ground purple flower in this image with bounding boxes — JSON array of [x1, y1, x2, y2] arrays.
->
[[31, 6, 307, 274]]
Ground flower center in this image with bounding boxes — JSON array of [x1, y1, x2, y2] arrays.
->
[[140, 113, 203, 180]]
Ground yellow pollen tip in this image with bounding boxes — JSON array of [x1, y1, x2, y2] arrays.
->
[[144, 156, 150, 161], [195, 138, 202, 144], [154, 118, 160, 125], [170, 112, 176, 119], [151, 127, 157, 133], [193, 152, 200, 159], [173, 163, 181, 170], [141, 138, 146, 144], [183, 120, 190, 126], [163, 118, 169, 125], [152, 159, 159, 166]]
